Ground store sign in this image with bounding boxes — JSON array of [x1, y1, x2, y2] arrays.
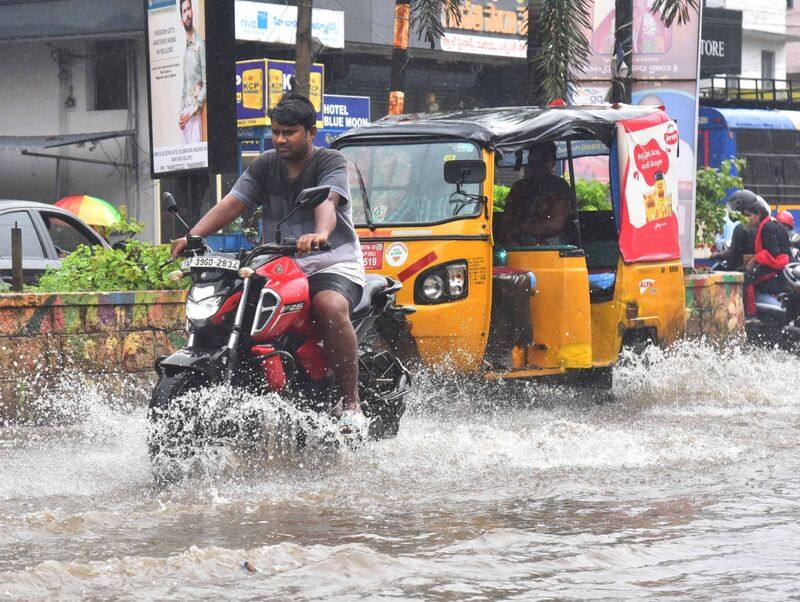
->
[[235, 1, 344, 49], [699, 7, 742, 78], [322, 95, 371, 131], [440, 0, 526, 58], [145, 0, 208, 175], [235, 59, 324, 128]]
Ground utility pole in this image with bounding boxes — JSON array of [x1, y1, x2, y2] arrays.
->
[[295, 0, 313, 97], [612, 0, 633, 103], [526, 0, 546, 105], [389, 0, 410, 115]]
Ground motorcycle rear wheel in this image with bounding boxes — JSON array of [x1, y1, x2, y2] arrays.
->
[[358, 349, 410, 439]]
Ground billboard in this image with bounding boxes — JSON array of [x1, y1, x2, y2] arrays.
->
[[145, 0, 209, 175], [583, 0, 701, 80], [578, 0, 701, 266], [235, 1, 344, 49], [617, 113, 681, 262], [235, 59, 324, 129]]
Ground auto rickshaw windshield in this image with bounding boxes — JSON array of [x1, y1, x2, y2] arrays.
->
[[341, 140, 482, 226]]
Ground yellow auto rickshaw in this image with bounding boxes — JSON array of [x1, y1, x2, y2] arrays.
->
[[333, 105, 686, 388]]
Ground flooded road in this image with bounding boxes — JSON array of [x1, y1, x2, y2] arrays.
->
[[1, 342, 799, 599]]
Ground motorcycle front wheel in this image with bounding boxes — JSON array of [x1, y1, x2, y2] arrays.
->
[[147, 371, 209, 461]]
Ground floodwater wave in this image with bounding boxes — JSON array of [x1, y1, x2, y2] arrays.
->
[[1, 340, 799, 599]]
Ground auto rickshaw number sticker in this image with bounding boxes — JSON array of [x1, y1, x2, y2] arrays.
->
[[361, 242, 384, 269], [385, 242, 409, 267]]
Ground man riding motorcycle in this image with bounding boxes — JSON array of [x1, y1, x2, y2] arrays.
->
[[711, 190, 769, 271], [733, 190, 793, 319], [171, 92, 368, 437]]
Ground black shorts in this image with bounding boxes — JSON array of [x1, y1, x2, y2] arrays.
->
[[307, 272, 363, 312]]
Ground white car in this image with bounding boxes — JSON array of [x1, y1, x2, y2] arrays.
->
[[0, 200, 110, 285]]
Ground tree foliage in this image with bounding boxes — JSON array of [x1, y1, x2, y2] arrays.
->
[[411, 0, 464, 49], [650, 0, 700, 27], [527, 0, 592, 104]]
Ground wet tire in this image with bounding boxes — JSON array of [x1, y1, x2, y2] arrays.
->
[[147, 371, 209, 460], [568, 366, 613, 391], [358, 349, 410, 439]]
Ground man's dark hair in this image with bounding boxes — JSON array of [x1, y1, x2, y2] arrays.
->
[[268, 92, 316, 130], [529, 141, 556, 163], [179, 0, 191, 10]]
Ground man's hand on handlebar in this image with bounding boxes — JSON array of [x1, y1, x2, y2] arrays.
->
[[170, 237, 188, 259], [297, 233, 328, 254]]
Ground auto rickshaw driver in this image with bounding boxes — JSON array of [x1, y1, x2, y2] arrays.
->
[[497, 142, 574, 247]]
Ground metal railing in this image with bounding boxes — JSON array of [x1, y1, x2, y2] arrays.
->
[[700, 76, 800, 104]]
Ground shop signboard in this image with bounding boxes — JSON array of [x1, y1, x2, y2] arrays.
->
[[322, 95, 371, 131], [235, 1, 344, 49], [235, 59, 324, 129], [699, 7, 742, 78], [145, 0, 209, 175], [438, 0, 526, 58]]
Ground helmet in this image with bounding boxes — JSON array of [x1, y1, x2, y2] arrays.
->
[[755, 195, 772, 218], [777, 210, 795, 229], [727, 189, 769, 218]]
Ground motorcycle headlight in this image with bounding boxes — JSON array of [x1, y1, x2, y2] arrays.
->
[[186, 295, 223, 321], [415, 261, 468, 304]]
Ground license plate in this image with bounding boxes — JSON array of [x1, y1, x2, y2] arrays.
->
[[361, 242, 384, 270], [181, 256, 240, 271]]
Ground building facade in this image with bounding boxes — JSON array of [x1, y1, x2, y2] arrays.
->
[[705, 0, 792, 81]]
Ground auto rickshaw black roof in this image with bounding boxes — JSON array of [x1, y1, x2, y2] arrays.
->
[[333, 104, 663, 156]]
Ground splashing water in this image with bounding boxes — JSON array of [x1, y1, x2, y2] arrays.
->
[[1, 341, 799, 599]]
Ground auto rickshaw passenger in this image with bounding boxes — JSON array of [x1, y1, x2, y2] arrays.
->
[[497, 142, 574, 246]]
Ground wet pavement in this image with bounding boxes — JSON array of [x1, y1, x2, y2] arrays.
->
[[1, 341, 799, 600]]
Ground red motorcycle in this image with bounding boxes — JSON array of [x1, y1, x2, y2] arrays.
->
[[149, 188, 412, 460]]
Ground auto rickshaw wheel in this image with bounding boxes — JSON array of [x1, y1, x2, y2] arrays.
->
[[566, 366, 613, 391]]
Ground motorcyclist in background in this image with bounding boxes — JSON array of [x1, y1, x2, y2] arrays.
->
[[710, 190, 759, 270], [741, 192, 792, 320], [776, 210, 800, 261]]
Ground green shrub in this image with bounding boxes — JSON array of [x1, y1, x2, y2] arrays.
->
[[695, 158, 744, 247], [493, 185, 510, 212], [494, 179, 612, 213], [32, 240, 189, 292], [575, 179, 612, 211]]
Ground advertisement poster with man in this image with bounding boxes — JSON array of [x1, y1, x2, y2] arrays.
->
[[146, 0, 208, 175]]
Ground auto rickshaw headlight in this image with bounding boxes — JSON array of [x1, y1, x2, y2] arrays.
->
[[422, 274, 445, 300]]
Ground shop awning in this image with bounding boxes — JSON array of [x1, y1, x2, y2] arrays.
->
[[0, 130, 136, 168], [0, 130, 134, 150]]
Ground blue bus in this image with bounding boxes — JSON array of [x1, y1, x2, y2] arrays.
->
[[698, 107, 800, 220]]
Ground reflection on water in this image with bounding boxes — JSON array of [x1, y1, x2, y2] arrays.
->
[[1, 341, 799, 599]]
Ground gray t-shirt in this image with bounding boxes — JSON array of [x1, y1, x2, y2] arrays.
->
[[229, 147, 364, 285]]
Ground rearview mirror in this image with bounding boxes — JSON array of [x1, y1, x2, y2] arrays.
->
[[297, 185, 331, 210], [444, 160, 486, 185], [162, 192, 179, 213]]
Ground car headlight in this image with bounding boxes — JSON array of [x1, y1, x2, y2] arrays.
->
[[415, 261, 468, 304], [186, 295, 223, 321]]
